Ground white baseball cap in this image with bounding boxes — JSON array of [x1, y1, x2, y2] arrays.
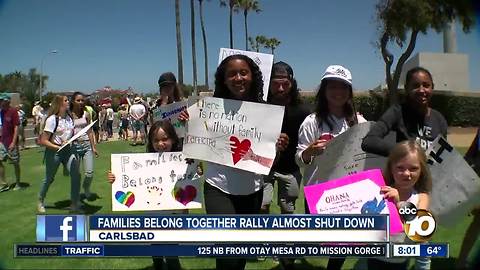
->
[[321, 65, 352, 86]]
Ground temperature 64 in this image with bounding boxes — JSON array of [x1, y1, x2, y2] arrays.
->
[[420, 244, 449, 257]]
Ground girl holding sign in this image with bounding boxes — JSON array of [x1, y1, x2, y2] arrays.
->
[[179, 54, 288, 270], [362, 67, 448, 155], [368, 140, 432, 269], [295, 65, 366, 270], [296, 65, 366, 190], [37, 95, 82, 213], [107, 120, 183, 270], [70, 92, 99, 201]]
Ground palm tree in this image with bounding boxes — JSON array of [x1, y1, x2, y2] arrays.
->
[[238, 0, 261, 51], [256, 35, 267, 52], [175, 0, 184, 84], [220, 0, 240, 49], [248, 36, 257, 52], [190, 0, 198, 95], [198, 0, 209, 88], [264, 37, 281, 55]]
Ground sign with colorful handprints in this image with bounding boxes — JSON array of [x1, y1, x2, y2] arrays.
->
[[152, 101, 188, 138], [218, 48, 274, 101], [110, 152, 203, 211], [183, 97, 284, 175], [304, 169, 403, 234]]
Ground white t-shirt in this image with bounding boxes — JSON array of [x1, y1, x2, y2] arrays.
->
[[296, 113, 367, 185], [44, 114, 75, 145], [73, 111, 90, 142], [106, 108, 114, 121], [32, 105, 44, 121], [129, 104, 146, 120], [205, 162, 263, 195]]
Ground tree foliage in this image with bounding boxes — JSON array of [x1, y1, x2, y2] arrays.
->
[[238, 0, 261, 50], [376, 0, 476, 105], [0, 68, 47, 115]]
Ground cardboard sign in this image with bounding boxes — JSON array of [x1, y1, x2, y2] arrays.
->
[[218, 48, 274, 101], [152, 101, 188, 138], [304, 169, 403, 234], [426, 136, 480, 224], [111, 152, 203, 211], [305, 122, 388, 186], [183, 97, 284, 175]]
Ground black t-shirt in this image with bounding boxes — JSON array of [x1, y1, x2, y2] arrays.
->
[[272, 103, 311, 174], [362, 103, 448, 156]]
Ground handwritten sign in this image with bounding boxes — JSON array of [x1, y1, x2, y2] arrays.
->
[[218, 48, 274, 101], [426, 136, 480, 224], [183, 97, 284, 175], [152, 101, 188, 138], [111, 152, 203, 211], [304, 169, 403, 234], [305, 122, 389, 186]]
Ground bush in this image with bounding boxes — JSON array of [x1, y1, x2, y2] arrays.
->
[[300, 90, 480, 126]]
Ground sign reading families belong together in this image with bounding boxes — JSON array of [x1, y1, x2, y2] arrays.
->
[[183, 97, 284, 175], [111, 152, 203, 211]]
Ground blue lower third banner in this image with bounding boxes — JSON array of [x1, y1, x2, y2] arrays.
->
[[15, 243, 387, 257]]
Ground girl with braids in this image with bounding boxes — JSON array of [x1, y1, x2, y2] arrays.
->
[[296, 65, 366, 270]]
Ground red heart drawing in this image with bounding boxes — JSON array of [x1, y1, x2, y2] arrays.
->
[[230, 136, 251, 165], [174, 185, 197, 205]]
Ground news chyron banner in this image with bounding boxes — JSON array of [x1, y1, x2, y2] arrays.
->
[[87, 215, 387, 243], [17, 214, 393, 258]]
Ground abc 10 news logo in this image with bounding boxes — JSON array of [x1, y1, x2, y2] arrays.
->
[[399, 202, 436, 242]]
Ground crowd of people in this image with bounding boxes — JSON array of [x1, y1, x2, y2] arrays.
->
[[0, 54, 478, 270]]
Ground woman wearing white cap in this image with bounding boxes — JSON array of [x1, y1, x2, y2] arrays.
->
[[296, 65, 366, 270]]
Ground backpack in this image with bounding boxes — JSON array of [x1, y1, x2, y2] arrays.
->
[[38, 115, 60, 144]]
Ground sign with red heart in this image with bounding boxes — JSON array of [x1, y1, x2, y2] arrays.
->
[[183, 97, 285, 175], [111, 152, 203, 211]]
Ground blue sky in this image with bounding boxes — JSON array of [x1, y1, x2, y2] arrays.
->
[[1, 0, 479, 93]]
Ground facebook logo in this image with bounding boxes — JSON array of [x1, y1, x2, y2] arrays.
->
[[36, 215, 86, 242]]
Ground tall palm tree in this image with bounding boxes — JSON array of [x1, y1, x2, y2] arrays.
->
[[175, 0, 184, 84], [220, 0, 240, 48], [238, 0, 261, 51], [198, 0, 209, 89], [190, 0, 198, 95], [265, 37, 281, 55]]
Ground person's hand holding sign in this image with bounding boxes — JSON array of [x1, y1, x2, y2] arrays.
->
[[301, 133, 333, 163]]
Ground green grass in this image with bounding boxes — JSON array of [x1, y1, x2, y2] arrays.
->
[[0, 143, 475, 269]]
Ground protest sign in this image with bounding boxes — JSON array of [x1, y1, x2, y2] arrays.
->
[[305, 122, 388, 186], [218, 48, 274, 101], [183, 97, 284, 175], [111, 152, 203, 211], [304, 169, 403, 234], [426, 136, 480, 224], [152, 101, 188, 137], [58, 120, 97, 152]]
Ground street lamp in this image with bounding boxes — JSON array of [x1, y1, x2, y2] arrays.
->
[[39, 49, 58, 101]]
